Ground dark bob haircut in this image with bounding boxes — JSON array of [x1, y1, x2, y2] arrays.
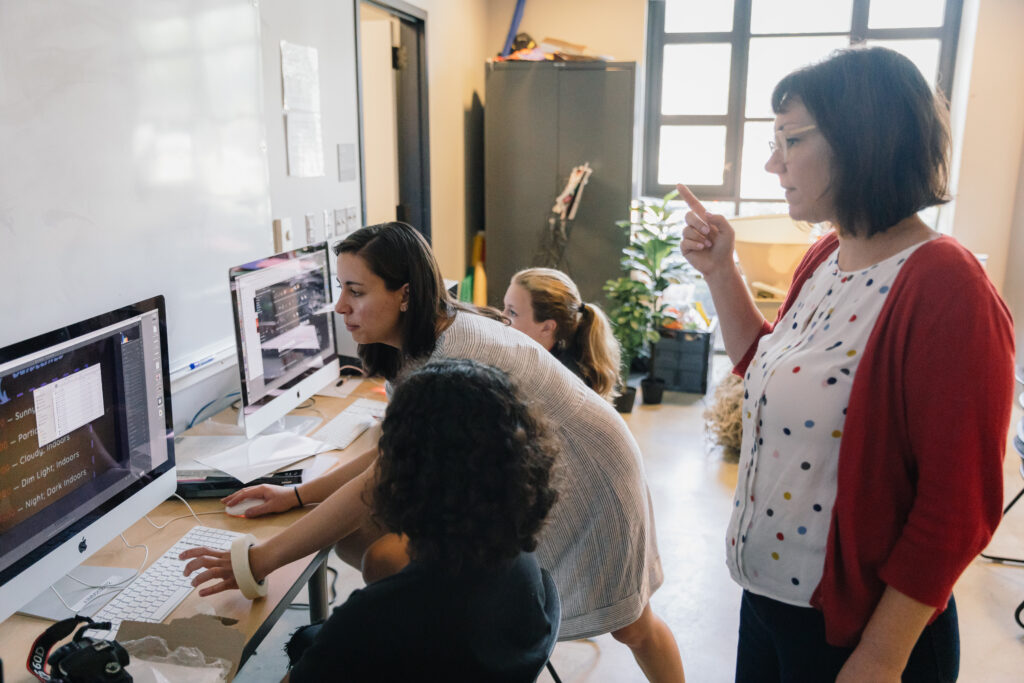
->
[[334, 222, 505, 379], [372, 358, 560, 573], [771, 46, 951, 237]]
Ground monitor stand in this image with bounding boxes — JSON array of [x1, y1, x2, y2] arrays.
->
[[260, 413, 322, 438], [19, 566, 137, 621], [174, 412, 324, 475]]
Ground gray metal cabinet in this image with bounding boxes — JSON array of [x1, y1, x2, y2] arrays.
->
[[484, 61, 635, 308]]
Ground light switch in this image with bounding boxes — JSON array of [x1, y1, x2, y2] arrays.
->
[[304, 214, 317, 245], [273, 218, 294, 252], [323, 209, 333, 239]]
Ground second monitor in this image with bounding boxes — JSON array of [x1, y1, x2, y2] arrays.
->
[[229, 243, 340, 439]]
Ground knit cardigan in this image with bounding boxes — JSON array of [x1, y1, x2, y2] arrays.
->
[[735, 232, 1015, 647]]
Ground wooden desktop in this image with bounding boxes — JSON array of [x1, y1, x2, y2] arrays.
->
[[0, 377, 385, 682]]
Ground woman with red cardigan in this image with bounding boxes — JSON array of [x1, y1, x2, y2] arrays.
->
[[680, 47, 1014, 681]]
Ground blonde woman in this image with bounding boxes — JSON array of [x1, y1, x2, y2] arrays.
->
[[503, 268, 621, 400]]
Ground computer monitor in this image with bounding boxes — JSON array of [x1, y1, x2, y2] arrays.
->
[[229, 243, 339, 439], [0, 296, 176, 623]]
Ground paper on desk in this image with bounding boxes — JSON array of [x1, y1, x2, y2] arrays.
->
[[315, 377, 364, 399], [301, 454, 336, 483], [174, 436, 249, 476], [195, 433, 332, 484]]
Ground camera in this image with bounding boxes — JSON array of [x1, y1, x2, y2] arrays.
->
[[48, 636, 130, 683], [28, 616, 131, 683]]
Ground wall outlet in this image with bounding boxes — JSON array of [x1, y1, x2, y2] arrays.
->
[[323, 209, 333, 239], [334, 209, 346, 236], [345, 207, 358, 232], [304, 214, 317, 244], [273, 218, 294, 252]]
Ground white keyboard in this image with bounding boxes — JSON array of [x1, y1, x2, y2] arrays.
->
[[87, 525, 243, 639], [313, 410, 377, 450]]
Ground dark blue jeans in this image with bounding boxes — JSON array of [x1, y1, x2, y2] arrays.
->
[[735, 590, 959, 682]]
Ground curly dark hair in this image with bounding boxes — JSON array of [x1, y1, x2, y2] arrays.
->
[[372, 359, 560, 573]]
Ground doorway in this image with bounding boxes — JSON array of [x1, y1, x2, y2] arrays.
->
[[356, 0, 430, 240]]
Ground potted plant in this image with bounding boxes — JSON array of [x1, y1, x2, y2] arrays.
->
[[604, 189, 695, 406], [603, 277, 649, 412]]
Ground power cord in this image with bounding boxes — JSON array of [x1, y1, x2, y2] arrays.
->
[[144, 493, 222, 529], [48, 533, 150, 612], [49, 493, 217, 610], [188, 391, 240, 428]]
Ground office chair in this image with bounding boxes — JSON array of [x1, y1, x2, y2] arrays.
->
[[537, 568, 563, 683]]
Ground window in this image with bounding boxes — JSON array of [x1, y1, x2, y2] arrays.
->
[[642, 0, 963, 216]]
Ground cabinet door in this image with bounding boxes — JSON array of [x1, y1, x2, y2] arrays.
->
[[557, 66, 634, 308], [484, 66, 558, 307]]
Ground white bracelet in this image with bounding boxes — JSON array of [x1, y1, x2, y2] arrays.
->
[[230, 534, 268, 599]]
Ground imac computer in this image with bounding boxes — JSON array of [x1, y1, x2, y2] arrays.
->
[[0, 296, 175, 623], [229, 243, 339, 439]]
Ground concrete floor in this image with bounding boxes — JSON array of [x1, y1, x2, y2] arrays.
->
[[239, 354, 1024, 681]]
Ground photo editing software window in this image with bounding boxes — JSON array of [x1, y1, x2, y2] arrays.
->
[[233, 248, 336, 411], [0, 311, 168, 577]]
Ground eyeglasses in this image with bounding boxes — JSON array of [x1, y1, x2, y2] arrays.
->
[[768, 124, 817, 161]]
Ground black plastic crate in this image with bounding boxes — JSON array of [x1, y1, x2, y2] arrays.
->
[[652, 320, 717, 394]]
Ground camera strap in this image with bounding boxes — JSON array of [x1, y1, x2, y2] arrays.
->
[[27, 615, 110, 682]]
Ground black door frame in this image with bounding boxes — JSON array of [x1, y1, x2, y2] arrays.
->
[[354, 0, 432, 241]]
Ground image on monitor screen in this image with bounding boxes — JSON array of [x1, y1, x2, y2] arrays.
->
[[0, 296, 176, 622], [229, 243, 339, 438]]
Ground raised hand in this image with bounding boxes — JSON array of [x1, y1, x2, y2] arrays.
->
[[677, 183, 737, 280]]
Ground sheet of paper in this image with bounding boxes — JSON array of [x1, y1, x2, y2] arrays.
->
[[300, 454, 335, 483], [195, 433, 327, 484], [174, 435, 250, 477], [285, 111, 324, 177], [281, 41, 321, 112]]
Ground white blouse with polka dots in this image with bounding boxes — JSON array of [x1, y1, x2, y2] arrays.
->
[[726, 239, 930, 607]]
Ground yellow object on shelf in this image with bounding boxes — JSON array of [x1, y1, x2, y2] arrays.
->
[[694, 301, 712, 328], [473, 261, 487, 306], [471, 231, 486, 266], [470, 231, 487, 306]]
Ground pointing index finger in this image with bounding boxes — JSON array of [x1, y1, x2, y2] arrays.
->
[[676, 184, 708, 221]]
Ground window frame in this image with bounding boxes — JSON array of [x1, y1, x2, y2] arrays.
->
[[642, 0, 964, 211]]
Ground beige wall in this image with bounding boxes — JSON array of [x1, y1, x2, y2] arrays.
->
[[405, 0, 490, 282], [946, 0, 1024, 304], [1007, 142, 1024, 367], [485, 0, 647, 62]]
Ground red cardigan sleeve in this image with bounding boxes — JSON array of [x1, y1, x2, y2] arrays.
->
[[811, 236, 1015, 647], [876, 239, 1014, 605]]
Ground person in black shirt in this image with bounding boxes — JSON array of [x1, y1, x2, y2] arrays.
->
[[285, 358, 561, 682]]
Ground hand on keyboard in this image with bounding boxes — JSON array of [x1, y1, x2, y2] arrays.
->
[[87, 526, 243, 640], [179, 535, 267, 598]]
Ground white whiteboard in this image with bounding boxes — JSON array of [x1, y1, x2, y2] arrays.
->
[[0, 0, 272, 373]]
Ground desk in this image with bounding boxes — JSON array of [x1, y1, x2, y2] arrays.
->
[[0, 377, 386, 682]]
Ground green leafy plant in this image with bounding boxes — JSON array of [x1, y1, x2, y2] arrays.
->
[[604, 189, 697, 386]]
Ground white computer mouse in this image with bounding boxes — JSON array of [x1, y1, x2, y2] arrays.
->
[[225, 498, 265, 518]]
